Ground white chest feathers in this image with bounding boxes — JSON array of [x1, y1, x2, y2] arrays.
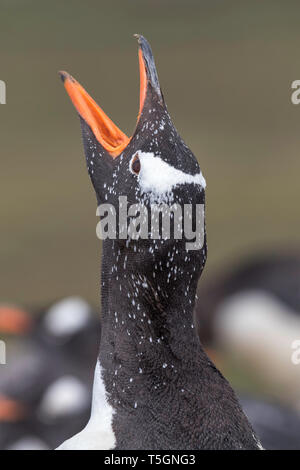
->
[[56, 361, 116, 450]]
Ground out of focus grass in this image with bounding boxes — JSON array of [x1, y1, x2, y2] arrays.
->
[[0, 0, 300, 306]]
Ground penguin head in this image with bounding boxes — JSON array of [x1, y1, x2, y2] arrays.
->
[[60, 36, 207, 275]]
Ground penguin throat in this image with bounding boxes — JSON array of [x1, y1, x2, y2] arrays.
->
[[98, 239, 205, 376]]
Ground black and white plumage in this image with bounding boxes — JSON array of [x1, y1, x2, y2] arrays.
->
[[0, 297, 99, 450], [58, 35, 262, 450], [195, 253, 300, 412]]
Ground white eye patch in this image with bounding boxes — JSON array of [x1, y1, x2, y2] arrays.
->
[[131, 152, 206, 196]]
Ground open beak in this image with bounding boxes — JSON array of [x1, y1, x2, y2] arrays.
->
[[59, 35, 162, 158]]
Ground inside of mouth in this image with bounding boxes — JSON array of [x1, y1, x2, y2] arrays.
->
[[62, 47, 147, 158]]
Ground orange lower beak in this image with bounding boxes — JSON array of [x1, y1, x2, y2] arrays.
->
[[60, 72, 130, 158], [59, 36, 149, 158]]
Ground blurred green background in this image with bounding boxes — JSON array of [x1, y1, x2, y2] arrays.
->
[[1, 0, 300, 307]]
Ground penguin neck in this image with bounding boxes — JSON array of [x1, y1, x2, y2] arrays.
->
[[98, 239, 207, 388]]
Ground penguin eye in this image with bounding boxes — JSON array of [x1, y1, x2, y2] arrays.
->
[[131, 153, 141, 175]]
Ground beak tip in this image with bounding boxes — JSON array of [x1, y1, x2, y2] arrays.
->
[[59, 70, 74, 84], [134, 34, 148, 51], [59, 70, 68, 83], [133, 33, 141, 42], [134, 35, 162, 102]]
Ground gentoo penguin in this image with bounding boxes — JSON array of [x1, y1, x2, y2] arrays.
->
[[57, 35, 262, 450], [0, 298, 99, 449], [194, 253, 300, 411]]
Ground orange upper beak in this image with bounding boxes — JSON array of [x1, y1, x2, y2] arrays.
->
[[59, 36, 149, 158]]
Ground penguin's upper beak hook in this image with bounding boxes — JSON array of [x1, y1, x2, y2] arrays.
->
[[59, 35, 163, 158]]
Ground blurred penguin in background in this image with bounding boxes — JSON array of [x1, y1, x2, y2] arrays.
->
[[0, 297, 100, 449], [194, 251, 300, 449]]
